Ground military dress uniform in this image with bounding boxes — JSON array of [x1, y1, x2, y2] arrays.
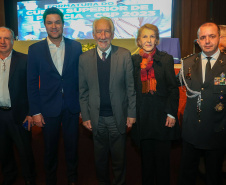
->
[[178, 51, 226, 185]]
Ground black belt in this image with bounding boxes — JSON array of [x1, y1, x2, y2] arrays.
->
[[0, 106, 11, 111]]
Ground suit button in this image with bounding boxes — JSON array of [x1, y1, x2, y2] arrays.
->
[[201, 88, 204, 90], [198, 120, 201, 123]]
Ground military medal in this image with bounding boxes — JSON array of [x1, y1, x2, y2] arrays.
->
[[186, 67, 191, 80], [220, 73, 226, 85], [214, 77, 220, 85], [214, 73, 226, 85], [215, 95, 224, 112], [215, 102, 224, 112]]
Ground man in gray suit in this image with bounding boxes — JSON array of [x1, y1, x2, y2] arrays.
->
[[79, 17, 136, 185]]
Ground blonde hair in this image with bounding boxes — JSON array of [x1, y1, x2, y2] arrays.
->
[[136, 24, 159, 48]]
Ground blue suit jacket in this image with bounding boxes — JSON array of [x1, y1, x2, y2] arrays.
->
[[27, 37, 82, 117]]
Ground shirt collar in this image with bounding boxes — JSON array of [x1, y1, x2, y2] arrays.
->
[[201, 48, 220, 60], [97, 45, 112, 59], [47, 36, 64, 47], [0, 50, 13, 61]]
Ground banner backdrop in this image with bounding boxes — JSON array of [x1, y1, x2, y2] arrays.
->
[[17, 0, 172, 40]]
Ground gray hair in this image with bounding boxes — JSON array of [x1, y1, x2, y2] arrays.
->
[[92, 17, 115, 34], [0, 26, 15, 42]]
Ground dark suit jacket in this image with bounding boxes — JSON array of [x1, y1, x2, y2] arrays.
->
[[79, 45, 136, 135], [9, 50, 29, 124], [27, 37, 82, 117], [132, 49, 180, 142], [181, 52, 226, 149]]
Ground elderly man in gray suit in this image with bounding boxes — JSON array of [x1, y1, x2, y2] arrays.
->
[[79, 17, 136, 185]]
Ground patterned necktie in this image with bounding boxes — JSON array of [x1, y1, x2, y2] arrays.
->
[[102, 52, 106, 61], [205, 57, 212, 81]]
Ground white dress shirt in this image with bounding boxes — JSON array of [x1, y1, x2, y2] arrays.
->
[[47, 37, 65, 76], [97, 45, 111, 60], [201, 49, 220, 83], [0, 51, 12, 107]]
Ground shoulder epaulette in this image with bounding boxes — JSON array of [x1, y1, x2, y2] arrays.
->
[[182, 53, 195, 60]]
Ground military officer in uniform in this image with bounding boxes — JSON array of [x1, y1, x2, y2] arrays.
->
[[178, 22, 226, 185]]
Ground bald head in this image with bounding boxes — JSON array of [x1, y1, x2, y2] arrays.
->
[[197, 23, 220, 38], [197, 22, 220, 56]]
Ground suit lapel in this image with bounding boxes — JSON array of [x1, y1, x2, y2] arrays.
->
[[203, 53, 226, 86], [91, 49, 100, 92], [9, 50, 18, 86], [110, 45, 118, 88], [62, 37, 71, 75], [191, 53, 203, 89], [210, 53, 226, 80]]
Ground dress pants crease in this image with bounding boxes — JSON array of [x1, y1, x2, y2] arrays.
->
[[93, 116, 126, 185]]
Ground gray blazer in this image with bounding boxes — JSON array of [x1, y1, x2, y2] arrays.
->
[[79, 45, 136, 135]]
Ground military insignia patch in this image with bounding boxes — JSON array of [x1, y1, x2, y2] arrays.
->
[[215, 102, 224, 112]]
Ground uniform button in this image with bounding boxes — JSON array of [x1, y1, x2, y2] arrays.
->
[[198, 120, 201, 123], [201, 99, 203, 101], [62, 79, 63, 80], [201, 88, 204, 90], [221, 90, 223, 93]]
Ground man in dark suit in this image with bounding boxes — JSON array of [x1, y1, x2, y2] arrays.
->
[[0, 27, 35, 185], [178, 22, 226, 185], [27, 8, 82, 185], [79, 17, 136, 185]]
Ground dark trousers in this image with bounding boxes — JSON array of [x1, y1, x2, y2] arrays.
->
[[0, 110, 35, 184], [42, 109, 79, 185], [93, 116, 126, 185], [140, 139, 171, 185], [178, 141, 225, 185]]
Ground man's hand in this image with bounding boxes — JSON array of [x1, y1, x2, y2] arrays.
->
[[33, 114, 45, 127], [165, 116, 176, 128], [23, 116, 34, 131], [126, 117, 136, 128], [83, 120, 92, 131]]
